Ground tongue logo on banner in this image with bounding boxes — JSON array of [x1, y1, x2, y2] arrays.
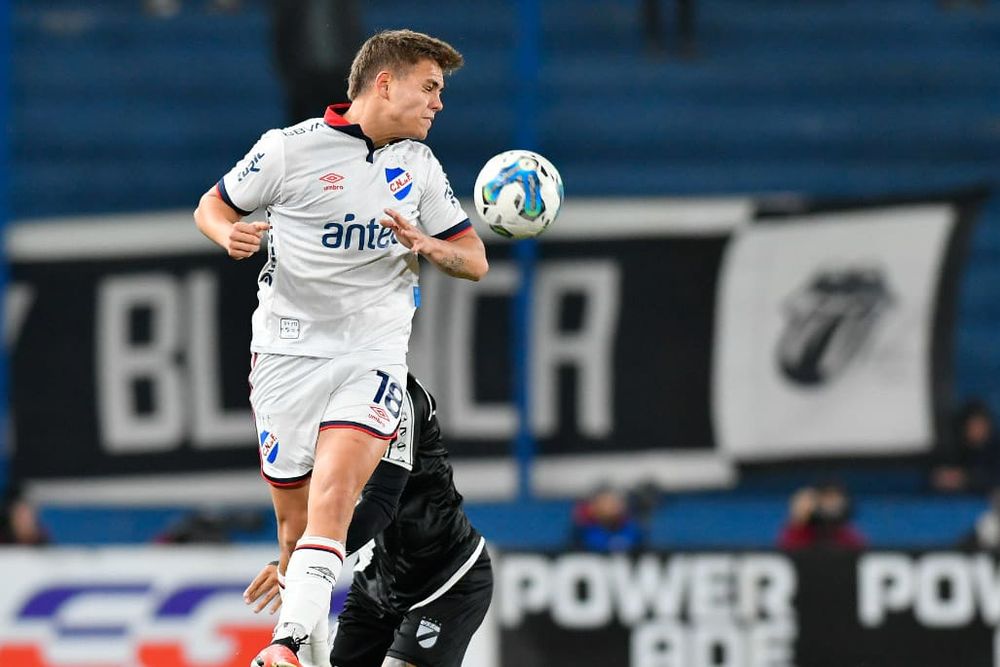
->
[[777, 266, 893, 386]]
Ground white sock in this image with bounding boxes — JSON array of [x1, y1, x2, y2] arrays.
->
[[274, 535, 344, 646], [304, 613, 332, 667]]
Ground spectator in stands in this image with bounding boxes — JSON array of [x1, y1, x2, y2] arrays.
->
[[154, 509, 264, 544], [959, 486, 1000, 551], [271, 0, 362, 124], [930, 399, 1000, 494], [0, 487, 49, 546], [572, 484, 646, 552], [778, 483, 866, 551]]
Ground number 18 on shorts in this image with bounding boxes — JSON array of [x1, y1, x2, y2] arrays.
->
[[249, 353, 407, 487]]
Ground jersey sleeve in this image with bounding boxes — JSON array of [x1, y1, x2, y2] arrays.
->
[[216, 130, 285, 216], [417, 152, 472, 241]]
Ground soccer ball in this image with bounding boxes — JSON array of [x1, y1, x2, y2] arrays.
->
[[473, 150, 564, 239]]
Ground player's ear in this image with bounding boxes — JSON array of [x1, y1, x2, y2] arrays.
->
[[374, 70, 392, 100]]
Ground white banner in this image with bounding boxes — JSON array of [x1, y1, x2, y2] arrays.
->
[[0, 546, 497, 667], [713, 204, 956, 460]]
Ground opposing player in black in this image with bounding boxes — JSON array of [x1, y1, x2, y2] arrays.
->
[[245, 374, 492, 667]]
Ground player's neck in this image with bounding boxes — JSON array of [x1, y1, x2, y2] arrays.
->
[[342, 98, 402, 148]]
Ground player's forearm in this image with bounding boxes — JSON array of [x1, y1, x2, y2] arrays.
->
[[346, 461, 409, 554], [193, 191, 241, 250], [424, 236, 488, 281]]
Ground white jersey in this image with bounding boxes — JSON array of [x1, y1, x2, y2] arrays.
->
[[217, 104, 471, 358]]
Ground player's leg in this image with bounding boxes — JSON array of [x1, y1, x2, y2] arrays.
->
[[271, 362, 406, 661], [330, 588, 401, 667], [379, 659, 413, 667], [386, 548, 493, 667], [271, 484, 309, 573], [249, 354, 333, 666]]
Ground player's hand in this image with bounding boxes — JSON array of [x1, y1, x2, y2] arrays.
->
[[226, 221, 270, 260], [381, 208, 435, 256], [243, 562, 282, 614]]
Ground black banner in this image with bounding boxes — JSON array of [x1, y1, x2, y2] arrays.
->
[[498, 551, 1000, 667], [6, 192, 984, 500]]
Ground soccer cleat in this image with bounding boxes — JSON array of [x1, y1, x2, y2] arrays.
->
[[250, 643, 302, 667]]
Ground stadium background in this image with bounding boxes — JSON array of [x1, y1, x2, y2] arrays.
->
[[3, 1, 1000, 665]]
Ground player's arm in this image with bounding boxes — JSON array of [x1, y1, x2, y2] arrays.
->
[[244, 560, 282, 614], [193, 130, 282, 259], [380, 209, 488, 281], [345, 460, 410, 554], [193, 188, 270, 259]]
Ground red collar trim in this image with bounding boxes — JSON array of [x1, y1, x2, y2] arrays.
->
[[324, 103, 352, 126], [323, 103, 376, 162]]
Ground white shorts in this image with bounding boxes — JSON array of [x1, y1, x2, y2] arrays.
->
[[248, 352, 407, 487]]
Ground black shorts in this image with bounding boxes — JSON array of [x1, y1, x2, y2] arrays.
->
[[330, 548, 493, 667]]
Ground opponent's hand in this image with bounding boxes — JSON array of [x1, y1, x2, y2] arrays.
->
[[226, 221, 270, 260], [243, 562, 282, 614], [380, 208, 435, 256]]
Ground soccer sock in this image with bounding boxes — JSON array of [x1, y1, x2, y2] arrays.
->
[[305, 613, 331, 667], [274, 535, 344, 646]]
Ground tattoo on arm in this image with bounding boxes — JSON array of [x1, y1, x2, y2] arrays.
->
[[440, 252, 467, 276]]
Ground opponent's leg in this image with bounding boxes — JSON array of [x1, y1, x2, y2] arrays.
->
[[385, 549, 493, 667]]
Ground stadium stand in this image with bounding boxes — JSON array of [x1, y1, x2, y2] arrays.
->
[[10, 0, 1000, 548]]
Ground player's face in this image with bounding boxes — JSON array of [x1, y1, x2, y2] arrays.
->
[[388, 59, 445, 140]]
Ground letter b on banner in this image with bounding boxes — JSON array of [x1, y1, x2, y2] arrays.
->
[[96, 271, 251, 454]]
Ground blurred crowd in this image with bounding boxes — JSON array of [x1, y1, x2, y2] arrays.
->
[[778, 482, 866, 551], [0, 487, 48, 546]]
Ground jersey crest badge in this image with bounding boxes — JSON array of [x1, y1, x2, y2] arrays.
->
[[416, 617, 441, 648], [259, 430, 280, 464], [385, 167, 414, 200]]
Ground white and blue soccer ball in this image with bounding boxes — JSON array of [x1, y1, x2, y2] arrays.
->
[[473, 149, 564, 239]]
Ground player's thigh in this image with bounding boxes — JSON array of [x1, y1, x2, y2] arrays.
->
[[314, 359, 408, 498], [249, 353, 334, 486], [330, 594, 400, 667], [387, 552, 494, 667], [306, 427, 390, 536], [321, 357, 408, 442], [307, 358, 407, 533]]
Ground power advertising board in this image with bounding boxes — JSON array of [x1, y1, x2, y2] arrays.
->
[[499, 550, 1000, 667]]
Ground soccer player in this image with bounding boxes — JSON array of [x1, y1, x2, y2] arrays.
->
[[192, 30, 488, 667], [244, 374, 492, 667]]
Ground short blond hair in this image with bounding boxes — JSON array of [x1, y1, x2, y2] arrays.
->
[[348, 29, 464, 100]]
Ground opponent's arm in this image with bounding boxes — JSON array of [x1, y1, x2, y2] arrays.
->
[[380, 208, 488, 281], [244, 561, 282, 614], [345, 460, 410, 554], [193, 188, 270, 260]]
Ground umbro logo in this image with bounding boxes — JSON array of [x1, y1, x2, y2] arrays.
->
[[369, 405, 389, 426], [320, 172, 345, 191], [306, 565, 337, 584]]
